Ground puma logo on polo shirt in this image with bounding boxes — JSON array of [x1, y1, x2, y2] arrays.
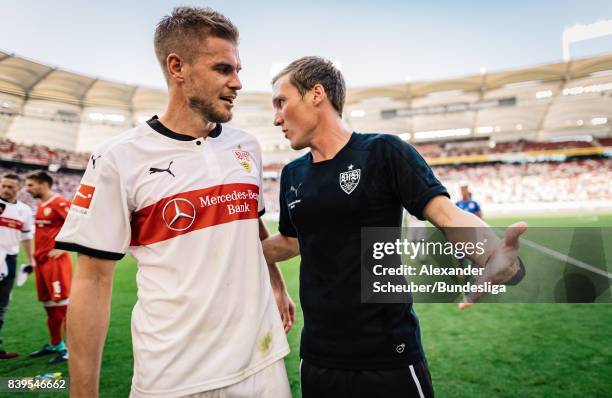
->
[[149, 161, 176, 177]]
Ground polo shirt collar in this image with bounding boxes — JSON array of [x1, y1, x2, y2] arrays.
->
[[146, 115, 222, 141]]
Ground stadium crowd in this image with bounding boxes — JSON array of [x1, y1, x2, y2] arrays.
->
[[2, 139, 611, 213], [0, 138, 89, 169], [435, 158, 612, 204], [2, 137, 611, 172], [413, 138, 609, 158], [0, 165, 80, 209]]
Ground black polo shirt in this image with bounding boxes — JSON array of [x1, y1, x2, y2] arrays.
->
[[279, 132, 449, 369]]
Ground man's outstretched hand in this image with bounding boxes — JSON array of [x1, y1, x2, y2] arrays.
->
[[459, 222, 528, 310]]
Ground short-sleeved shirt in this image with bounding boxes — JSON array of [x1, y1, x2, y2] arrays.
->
[[0, 198, 34, 255], [456, 199, 481, 214], [56, 117, 289, 397], [279, 132, 448, 369], [34, 194, 70, 263]]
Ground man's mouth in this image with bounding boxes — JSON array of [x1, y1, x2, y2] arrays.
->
[[220, 95, 235, 105]]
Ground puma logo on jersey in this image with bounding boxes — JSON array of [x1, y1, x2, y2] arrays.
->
[[149, 161, 176, 177], [289, 183, 302, 197], [91, 154, 102, 169], [288, 183, 302, 209]]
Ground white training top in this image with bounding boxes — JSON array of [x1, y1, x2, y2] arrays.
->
[[0, 197, 34, 254], [56, 117, 289, 397]]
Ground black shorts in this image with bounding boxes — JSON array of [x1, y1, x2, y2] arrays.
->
[[301, 358, 435, 398]]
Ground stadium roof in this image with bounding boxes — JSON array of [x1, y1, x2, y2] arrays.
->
[[2, 49, 612, 108], [0, 50, 166, 110], [1, 50, 611, 163]]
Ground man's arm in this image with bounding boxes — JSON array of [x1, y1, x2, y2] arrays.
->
[[423, 195, 527, 306], [261, 233, 300, 264], [49, 201, 70, 259], [258, 219, 295, 333], [20, 239, 35, 266], [68, 254, 116, 398]]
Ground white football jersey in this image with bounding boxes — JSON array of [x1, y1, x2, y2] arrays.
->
[[56, 117, 289, 397], [0, 197, 34, 255]]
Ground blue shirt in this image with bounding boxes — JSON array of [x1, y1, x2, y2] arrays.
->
[[456, 199, 481, 214]]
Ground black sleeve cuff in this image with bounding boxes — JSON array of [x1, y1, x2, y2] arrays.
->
[[258, 209, 266, 217], [506, 256, 526, 285], [278, 225, 298, 238], [55, 241, 125, 261], [414, 187, 450, 221]]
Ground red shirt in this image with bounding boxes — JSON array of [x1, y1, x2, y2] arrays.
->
[[34, 195, 70, 262]]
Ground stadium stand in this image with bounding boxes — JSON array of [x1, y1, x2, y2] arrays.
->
[[3, 152, 610, 215], [1, 50, 611, 214]]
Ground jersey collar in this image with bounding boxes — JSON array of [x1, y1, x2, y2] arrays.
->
[[0, 196, 17, 204], [146, 115, 222, 141], [41, 194, 58, 207]]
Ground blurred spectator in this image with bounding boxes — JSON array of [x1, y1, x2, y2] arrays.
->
[[1, 139, 611, 212], [435, 158, 612, 204], [0, 138, 89, 169]]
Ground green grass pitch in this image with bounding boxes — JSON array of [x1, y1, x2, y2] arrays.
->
[[0, 213, 610, 397]]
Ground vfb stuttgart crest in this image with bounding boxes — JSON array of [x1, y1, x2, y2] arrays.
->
[[232, 149, 254, 173], [339, 164, 361, 194]]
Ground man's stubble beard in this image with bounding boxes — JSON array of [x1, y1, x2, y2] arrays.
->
[[188, 96, 232, 124]]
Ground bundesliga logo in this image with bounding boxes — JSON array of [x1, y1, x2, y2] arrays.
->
[[73, 184, 95, 209]]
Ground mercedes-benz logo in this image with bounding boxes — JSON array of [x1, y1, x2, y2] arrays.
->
[[162, 198, 196, 231]]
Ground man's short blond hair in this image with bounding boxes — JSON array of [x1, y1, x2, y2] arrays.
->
[[154, 6, 239, 81], [272, 56, 346, 116]]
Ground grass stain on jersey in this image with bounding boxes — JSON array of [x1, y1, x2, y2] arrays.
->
[[258, 332, 272, 353]]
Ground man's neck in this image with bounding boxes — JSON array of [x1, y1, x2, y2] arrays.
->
[[310, 118, 352, 163], [0, 195, 16, 204], [159, 98, 217, 139], [40, 191, 55, 203]]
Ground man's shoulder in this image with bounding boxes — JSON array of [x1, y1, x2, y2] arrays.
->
[[283, 152, 311, 172], [93, 124, 151, 157], [51, 196, 70, 207], [219, 124, 262, 155], [15, 200, 32, 212], [350, 132, 409, 153], [220, 124, 256, 143]]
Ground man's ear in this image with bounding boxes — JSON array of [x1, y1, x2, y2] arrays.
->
[[311, 84, 327, 106], [167, 53, 185, 83]]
